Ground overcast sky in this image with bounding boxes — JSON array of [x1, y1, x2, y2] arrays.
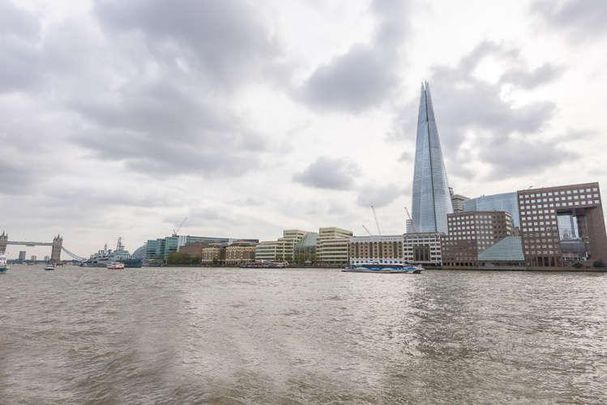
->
[[1, 0, 606, 257]]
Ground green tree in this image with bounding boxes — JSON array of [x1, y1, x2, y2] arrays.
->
[[167, 252, 199, 265]]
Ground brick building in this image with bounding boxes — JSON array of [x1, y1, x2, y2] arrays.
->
[[442, 211, 513, 267], [518, 182, 607, 268]]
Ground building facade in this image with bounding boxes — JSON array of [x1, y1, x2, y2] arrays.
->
[[411, 82, 454, 233], [294, 232, 318, 265], [349, 235, 404, 265], [316, 227, 353, 266], [403, 232, 443, 265], [179, 243, 204, 258], [254, 230, 309, 263], [464, 192, 521, 228], [277, 230, 308, 262], [518, 182, 607, 268], [451, 194, 469, 213], [477, 236, 525, 268], [201, 246, 223, 265], [255, 241, 279, 262], [145, 235, 258, 263], [224, 243, 256, 266], [442, 211, 514, 267]]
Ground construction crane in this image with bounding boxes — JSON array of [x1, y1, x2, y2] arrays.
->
[[404, 206, 416, 232], [370, 205, 382, 235], [362, 225, 373, 236], [172, 217, 188, 236]]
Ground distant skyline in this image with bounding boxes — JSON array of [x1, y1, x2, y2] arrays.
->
[[1, 0, 607, 257]]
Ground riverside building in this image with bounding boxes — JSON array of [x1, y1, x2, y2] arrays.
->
[[145, 235, 259, 263], [255, 241, 279, 262], [348, 235, 404, 266], [224, 243, 256, 266], [254, 229, 309, 263], [201, 246, 223, 265], [403, 232, 443, 266], [464, 192, 521, 228], [316, 227, 353, 266], [294, 232, 318, 265], [518, 182, 607, 268], [442, 211, 514, 268]]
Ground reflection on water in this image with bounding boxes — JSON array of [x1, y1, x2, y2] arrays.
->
[[1, 266, 606, 403]]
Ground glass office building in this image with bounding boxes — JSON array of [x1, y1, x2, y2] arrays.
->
[[463, 192, 520, 227], [411, 82, 453, 233]]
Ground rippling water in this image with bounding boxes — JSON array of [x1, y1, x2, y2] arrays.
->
[[1, 266, 606, 403]]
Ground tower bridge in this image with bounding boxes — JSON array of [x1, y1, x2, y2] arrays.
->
[[0, 232, 85, 263]]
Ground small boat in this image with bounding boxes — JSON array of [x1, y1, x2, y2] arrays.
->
[[44, 263, 56, 271], [0, 254, 8, 273], [107, 262, 125, 270], [343, 260, 423, 274]]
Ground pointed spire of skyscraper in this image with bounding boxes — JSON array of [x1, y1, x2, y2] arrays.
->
[[411, 82, 453, 233]]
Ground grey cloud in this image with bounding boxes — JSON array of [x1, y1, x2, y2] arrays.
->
[[356, 183, 403, 208], [0, 1, 42, 92], [0, 0, 280, 185], [0, 0, 39, 38], [299, 45, 397, 112], [71, 80, 267, 177], [94, 0, 280, 86], [0, 160, 38, 195], [533, 0, 607, 39], [483, 136, 578, 179], [297, 0, 409, 112], [398, 151, 412, 162], [500, 64, 563, 88], [391, 41, 567, 180], [294, 157, 360, 190]]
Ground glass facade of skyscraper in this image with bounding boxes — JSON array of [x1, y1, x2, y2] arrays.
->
[[463, 192, 520, 227], [411, 82, 453, 233]]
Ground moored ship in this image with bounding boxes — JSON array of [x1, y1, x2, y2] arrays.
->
[[81, 238, 143, 268], [343, 259, 423, 274]]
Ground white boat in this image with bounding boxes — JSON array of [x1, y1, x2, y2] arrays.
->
[[343, 260, 423, 274], [44, 263, 56, 271], [107, 262, 125, 270], [0, 254, 8, 273]]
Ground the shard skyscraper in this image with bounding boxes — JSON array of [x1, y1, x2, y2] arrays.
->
[[411, 82, 453, 233]]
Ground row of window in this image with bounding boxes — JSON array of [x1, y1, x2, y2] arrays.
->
[[521, 188, 598, 199], [522, 194, 599, 204], [524, 198, 599, 208]]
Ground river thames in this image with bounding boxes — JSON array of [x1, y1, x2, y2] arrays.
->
[[1, 266, 606, 403]]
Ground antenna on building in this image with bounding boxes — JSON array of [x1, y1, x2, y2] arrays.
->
[[370, 205, 382, 235], [362, 225, 373, 236]]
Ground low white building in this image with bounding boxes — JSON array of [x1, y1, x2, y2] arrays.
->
[[316, 227, 353, 266], [403, 232, 443, 265]]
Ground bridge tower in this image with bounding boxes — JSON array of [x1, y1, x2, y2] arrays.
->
[[0, 232, 7, 254], [51, 235, 63, 263]]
